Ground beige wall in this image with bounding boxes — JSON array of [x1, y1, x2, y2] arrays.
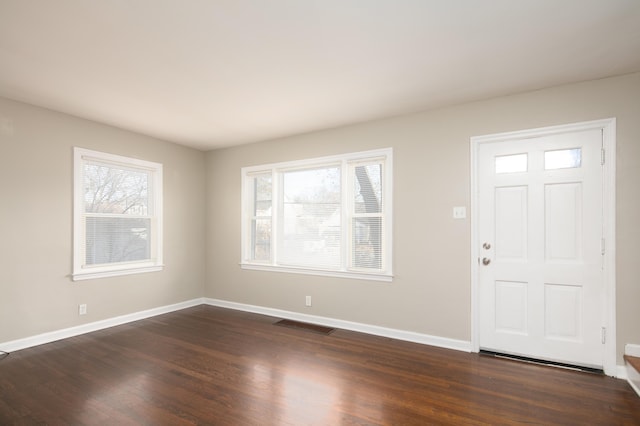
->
[[1, 72, 637, 365], [205, 72, 640, 363], [0, 98, 206, 342]]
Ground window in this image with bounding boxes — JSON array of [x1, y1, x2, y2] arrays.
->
[[495, 153, 528, 174], [544, 148, 581, 170], [241, 148, 392, 281], [73, 148, 163, 280]]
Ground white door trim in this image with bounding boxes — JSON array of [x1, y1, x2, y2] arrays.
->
[[470, 118, 617, 376]]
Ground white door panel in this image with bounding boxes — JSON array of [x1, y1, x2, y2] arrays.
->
[[478, 128, 604, 368], [494, 281, 528, 334], [495, 186, 528, 260], [545, 182, 582, 261]]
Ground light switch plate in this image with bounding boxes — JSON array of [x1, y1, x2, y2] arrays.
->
[[453, 206, 467, 219]]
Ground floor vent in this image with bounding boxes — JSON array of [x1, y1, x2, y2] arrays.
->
[[480, 350, 603, 375], [274, 319, 335, 335]]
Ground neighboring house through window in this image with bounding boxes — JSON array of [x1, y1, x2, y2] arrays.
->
[[241, 148, 393, 281], [73, 148, 163, 280]]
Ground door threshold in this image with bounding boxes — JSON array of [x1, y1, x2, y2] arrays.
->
[[479, 350, 604, 375]]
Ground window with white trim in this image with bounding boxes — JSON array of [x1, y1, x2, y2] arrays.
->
[[73, 148, 163, 280], [241, 148, 392, 281]]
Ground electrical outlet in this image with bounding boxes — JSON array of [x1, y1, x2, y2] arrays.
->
[[305, 296, 312, 307], [79, 304, 87, 315]]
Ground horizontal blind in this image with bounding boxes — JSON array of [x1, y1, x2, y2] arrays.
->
[[85, 216, 151, 264]]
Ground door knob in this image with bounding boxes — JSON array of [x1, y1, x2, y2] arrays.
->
[[482, 257, 491, 265]]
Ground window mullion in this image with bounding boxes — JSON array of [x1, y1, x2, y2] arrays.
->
[[84, 212, 152, 219]]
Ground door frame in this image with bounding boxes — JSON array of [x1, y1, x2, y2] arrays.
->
[[470, 118, 617, 376]]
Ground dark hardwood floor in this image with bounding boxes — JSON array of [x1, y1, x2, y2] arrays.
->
[[1, 305, 639, 425]]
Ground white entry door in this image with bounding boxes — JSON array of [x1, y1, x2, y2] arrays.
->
[[478, 128, 604, 368]]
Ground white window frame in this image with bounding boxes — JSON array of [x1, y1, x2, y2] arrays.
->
[[73, 147, 163, 281], [240, 148, 393, 282]]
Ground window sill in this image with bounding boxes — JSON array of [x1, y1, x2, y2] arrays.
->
[[240, 263, 393, 282], [72, 265, 164, 281]]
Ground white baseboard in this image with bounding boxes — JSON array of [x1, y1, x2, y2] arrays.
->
[[204, 298, 472, 352], [1, 296, 632, 388], [617, 365, 628, 380], [0, 298, 204, 353], [628, 375, 640, 397], [624, 362, 640, 397]]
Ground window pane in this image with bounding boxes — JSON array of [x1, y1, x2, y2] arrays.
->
[[281, 167, 341, 268], [495, 154, 527, 174], [352, 217, 382, 269], [250, 174, 271, 261], [545, 148, 581, 170], [354, 164, 382, 213], [84, 163, 149, 214], [85, 217, 151, 265], [253, 174, 272, 216], [252, 218, 271, 261]]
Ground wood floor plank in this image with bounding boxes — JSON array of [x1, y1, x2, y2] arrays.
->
[[1, 305, 639, 425]]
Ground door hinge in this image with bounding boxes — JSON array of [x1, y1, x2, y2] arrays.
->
[[601, 238, 606, 255], [601, 327, 606, 344], [601, 148, 605, 165]]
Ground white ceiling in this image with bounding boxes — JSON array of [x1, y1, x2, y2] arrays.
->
[[1, 1, 639, 151]]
